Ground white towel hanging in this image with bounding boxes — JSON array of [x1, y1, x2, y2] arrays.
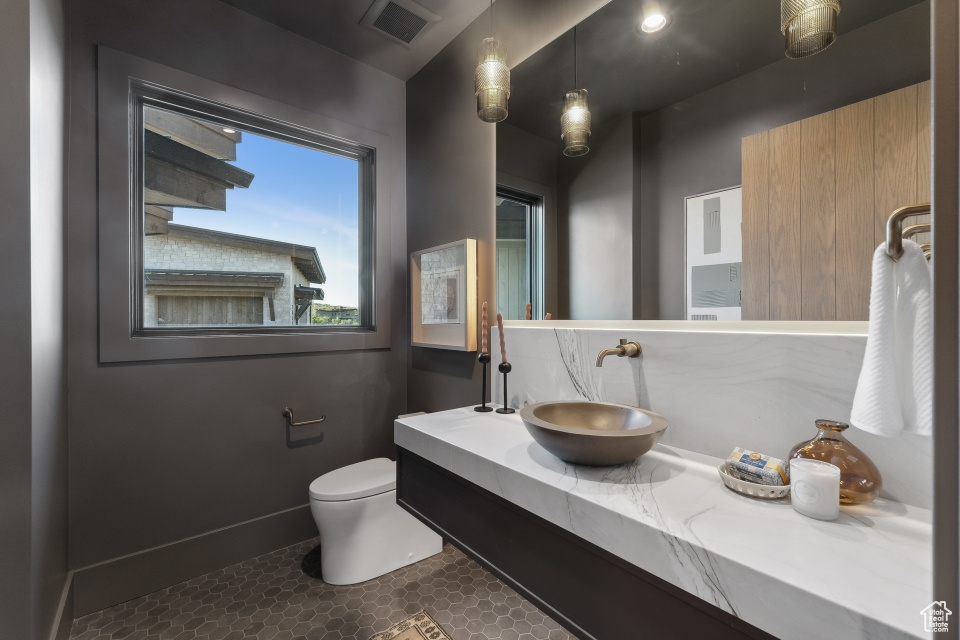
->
[[850, 239, 932, 437]]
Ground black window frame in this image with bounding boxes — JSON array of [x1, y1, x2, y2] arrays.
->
[[495, 184, 545, 319], [131, 87, 376, 337]]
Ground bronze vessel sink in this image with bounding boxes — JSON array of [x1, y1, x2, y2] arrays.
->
[[519, 401, 668, 466]]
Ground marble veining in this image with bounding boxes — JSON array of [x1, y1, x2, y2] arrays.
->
[[553, 329, 600, 401], [492, 324, 933, 510], [395, 409, 933, 640]]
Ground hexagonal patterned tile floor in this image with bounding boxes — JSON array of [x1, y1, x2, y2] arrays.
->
[[68, 538, 577, 640]]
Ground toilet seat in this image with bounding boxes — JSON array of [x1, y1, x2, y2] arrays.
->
[[309, 457, 396, 501]]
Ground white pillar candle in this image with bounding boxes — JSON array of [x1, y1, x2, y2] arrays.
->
[[790, 459, 841, 521]]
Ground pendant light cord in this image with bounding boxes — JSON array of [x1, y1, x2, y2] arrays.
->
[[574, 26, 578, 89], [490, 0, 493, 36]]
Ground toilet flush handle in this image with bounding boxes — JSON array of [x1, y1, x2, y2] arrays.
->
[[282, 407, 326, 427]]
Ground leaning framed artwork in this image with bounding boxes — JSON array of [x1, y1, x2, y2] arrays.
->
[[684, 186, 743, 321], [411, 239, 477, 350]]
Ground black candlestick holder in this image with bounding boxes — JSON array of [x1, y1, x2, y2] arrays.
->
[[474, 352, 493, 412], [496, 362, 515, 414]]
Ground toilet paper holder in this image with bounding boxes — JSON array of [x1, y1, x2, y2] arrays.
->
[[282, 407, 326, 427]]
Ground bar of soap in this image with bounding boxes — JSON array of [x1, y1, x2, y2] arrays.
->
[[725, 448, 789, 486]]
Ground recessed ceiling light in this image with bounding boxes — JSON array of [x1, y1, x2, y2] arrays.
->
[[640, 12, 667, 33], [638, 1, 668, 34], [222, 127, 236, 134]]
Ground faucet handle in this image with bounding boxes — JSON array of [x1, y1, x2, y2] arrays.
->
[[620, 340, 642, 358]]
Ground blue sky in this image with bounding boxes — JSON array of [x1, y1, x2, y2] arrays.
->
[[173, 131, 360, 307]]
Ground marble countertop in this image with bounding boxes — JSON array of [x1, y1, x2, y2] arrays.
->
[[395, 407, 933, 640]]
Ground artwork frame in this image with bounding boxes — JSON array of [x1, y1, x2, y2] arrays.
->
[[684, 186, 743, 321], [410, 239, 477, 350]]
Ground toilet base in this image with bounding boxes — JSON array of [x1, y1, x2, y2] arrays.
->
[[311, 489, 442, 585]]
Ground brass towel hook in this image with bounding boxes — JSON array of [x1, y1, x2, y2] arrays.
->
[[886, 202, 931, 260], [282, 407, 326, 427]]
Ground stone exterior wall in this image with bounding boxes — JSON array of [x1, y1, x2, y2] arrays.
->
[[143, 233, 308, 326]]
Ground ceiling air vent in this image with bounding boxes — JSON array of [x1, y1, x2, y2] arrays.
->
[[361, 0, 440, 46]]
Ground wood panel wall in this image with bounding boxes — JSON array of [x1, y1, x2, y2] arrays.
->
[[741, 132, 770, 316], [741, 81, 931, 321]]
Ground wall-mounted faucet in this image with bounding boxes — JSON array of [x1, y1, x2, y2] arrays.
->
[[596, 339, 642, 367]]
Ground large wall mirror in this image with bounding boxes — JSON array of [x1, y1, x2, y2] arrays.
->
[[496, 0, 930, 321]]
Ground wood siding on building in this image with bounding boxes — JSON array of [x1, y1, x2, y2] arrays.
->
[[741, 81, 931, 321], [157, 295, 264, 325]]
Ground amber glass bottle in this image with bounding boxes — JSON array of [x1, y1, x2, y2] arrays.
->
[[789, 419, 882, 504]]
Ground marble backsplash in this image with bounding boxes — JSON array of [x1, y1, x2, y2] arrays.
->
[[490, 323, 932, 510]]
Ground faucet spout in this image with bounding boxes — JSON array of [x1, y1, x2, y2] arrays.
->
[[596, 347, 624, 367], [596, 339, 642, 367]]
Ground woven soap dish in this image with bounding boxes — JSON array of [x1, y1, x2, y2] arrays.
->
[[717, 464, 790, 499]]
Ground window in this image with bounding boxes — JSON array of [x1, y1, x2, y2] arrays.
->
[[97, 47, 393, 361], [495, 186, 544, 319], [137, 101, 371, 332]]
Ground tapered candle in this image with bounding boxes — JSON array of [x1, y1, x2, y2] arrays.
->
[[481, 302, 488, 354], [545, 312, 552, 320], [496, 312, 506, 364], [525, 303, 532, 320]]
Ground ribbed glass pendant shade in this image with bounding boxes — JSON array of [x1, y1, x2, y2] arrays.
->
[[781, 0, 841, 59], [475, 38, 510, 123], [561, 89, 591, 157]]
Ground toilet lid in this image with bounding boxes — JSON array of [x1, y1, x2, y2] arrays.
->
[[309, 458, 396, 501]]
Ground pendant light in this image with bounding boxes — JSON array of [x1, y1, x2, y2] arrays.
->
[[781, 0, 841, 59], [561, 26, 591, 157], [475, 0, 509, 123]]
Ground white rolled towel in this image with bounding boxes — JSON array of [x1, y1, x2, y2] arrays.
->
[[850, 239, 932, 437]]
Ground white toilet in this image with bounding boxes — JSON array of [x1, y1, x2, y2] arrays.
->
[[309, 457, 442, 585]]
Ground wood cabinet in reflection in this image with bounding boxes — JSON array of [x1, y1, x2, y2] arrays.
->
[[741, 80, 930, 321]]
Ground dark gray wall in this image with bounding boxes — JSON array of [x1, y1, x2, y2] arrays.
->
[[497, 123, 558, 188], [635, 2, 931, 319], [407, 10, 496, 413], [0, 3, 36, 636], [496, 123, 559, 317], [29, 0, 69, 634], [0, 0, 69, 638], [559, 114, 634, 320], [407, 0, 610, 412], [66, 0, 407, 612]]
